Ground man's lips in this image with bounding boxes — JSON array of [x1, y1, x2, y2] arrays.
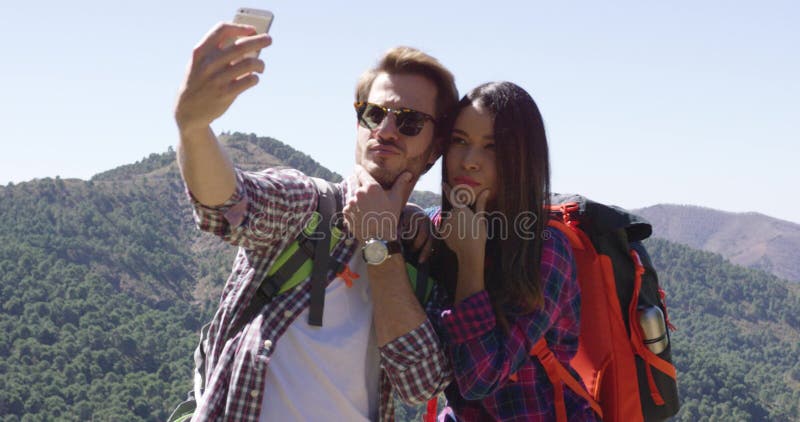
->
[[453, 176, 480, 187], [368, 144, 402, 155]]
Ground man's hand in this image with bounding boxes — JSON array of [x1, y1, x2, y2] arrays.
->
[[350, 167, 427, 346], [344, 166, 414, 242], [174, 23, 272, 134]]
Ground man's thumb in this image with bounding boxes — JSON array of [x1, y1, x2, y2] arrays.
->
[[390, 172, 414, 201]]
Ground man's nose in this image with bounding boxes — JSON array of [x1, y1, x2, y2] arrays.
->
[[374, 113, 400, 141]]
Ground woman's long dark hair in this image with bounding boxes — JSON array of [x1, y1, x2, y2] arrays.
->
[[439, 81, 551, 327]]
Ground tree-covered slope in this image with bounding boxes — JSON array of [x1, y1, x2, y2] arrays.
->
[[0, 132, 345, 420], [646, 238, 800, 421], [0, 176, 205, 420]]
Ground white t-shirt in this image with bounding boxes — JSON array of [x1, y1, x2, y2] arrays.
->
[[260, 252, 380, 421]]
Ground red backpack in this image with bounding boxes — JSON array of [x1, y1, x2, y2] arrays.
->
[[535, 195, 680, 421], [423, 195, 680, 422]]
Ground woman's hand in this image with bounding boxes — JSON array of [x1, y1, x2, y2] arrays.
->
[[440, 184, 491, 302]]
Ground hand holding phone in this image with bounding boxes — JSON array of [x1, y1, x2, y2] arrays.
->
[[175, 11, 273, 133], [231, 8, 274, 59]]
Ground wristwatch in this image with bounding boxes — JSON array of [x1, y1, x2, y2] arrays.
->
[[362, 238, 402, 266]]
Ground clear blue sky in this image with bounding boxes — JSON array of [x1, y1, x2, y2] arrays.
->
[[1, 1, 798, 223]]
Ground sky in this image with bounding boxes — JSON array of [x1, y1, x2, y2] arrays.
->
[[1, 1, 798, 223]]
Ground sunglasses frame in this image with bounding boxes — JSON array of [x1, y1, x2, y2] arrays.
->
[[354, 101, 437, 137]]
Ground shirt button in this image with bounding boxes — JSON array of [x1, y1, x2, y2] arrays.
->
[[263, 340, 272, 350], [250, 390, 259, 399], [284, 310, 292, 318]]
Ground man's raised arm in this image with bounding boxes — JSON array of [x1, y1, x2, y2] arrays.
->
[[174, 23, 271, 206]]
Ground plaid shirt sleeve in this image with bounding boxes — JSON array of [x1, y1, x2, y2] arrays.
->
[[439, 229, 579, 401], [379, 282, 452, 405], [185, 167, 318, 251]]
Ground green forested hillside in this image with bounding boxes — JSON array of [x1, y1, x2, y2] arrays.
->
[[0, 175, 205, 420], [0, 132, 343, 420], [1, 134, 798, 420], [646, 238, 800, 421]]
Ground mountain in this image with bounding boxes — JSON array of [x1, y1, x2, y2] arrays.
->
[[645, 238, 800, 421], [0, 132, 342, 420], [635, 204, 800, 283], [92, 131, 343, 183], [1, 132, 798, 420]]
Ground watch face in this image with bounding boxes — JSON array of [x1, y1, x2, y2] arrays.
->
[[363, 240, 389, 264]]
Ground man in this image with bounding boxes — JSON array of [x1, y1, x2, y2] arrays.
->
[[174, 22, 458, 421]]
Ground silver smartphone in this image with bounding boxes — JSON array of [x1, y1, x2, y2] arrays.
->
[[232, 8, 274, 58]]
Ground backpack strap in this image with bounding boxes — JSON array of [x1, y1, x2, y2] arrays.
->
[[307, 178, 340, 326], [530, 338, 604, 421], [627, 249, 678, 405], [403, 248, 433, 305], [414, 261, 430, 303], [223, 178, 342, 339]]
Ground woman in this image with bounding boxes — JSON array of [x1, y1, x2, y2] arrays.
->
[[428, 82, 600, 421]]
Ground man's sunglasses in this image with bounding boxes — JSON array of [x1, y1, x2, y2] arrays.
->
[[354, 101, 436, 137]]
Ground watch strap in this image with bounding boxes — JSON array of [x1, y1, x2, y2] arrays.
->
[[385, 240, 402, 255]]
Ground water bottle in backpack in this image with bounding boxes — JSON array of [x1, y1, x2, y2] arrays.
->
[[638, 306, 669, 355]]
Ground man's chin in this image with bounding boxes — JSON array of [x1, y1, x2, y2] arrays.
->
[[362, 161, 400, 189]]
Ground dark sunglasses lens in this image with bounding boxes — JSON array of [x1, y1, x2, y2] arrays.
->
[[396, 111, 426, 136], [360, 104, 387, 129]]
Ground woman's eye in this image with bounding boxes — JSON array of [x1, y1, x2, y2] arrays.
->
[[451, 136, 467, 145], [485, 143, 496, 150]]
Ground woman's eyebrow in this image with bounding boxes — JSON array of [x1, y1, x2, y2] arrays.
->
[[453, 128, 494, 141]]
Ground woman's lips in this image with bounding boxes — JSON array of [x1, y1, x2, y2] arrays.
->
[[453, 176, 480, 187]]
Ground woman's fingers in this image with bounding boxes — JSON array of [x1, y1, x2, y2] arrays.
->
[[418, 232, 434, 263], [475, 189, 490, 214]]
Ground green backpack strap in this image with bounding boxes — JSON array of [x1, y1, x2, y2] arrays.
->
[[224, 178, 342, 338], [167, 396, 196, 422], [307, 178, 339, 326], [404, 258, 434, 305]]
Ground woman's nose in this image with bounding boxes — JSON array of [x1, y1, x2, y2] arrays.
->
[[462, 148, 481, 171]]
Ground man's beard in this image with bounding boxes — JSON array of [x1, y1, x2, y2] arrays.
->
[[365, 148, 433, 190]]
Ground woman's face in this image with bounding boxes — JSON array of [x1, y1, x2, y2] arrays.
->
[[445, 102, 497, 206]]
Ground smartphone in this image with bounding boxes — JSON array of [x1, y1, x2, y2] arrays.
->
[[231, 8, 274, 58]]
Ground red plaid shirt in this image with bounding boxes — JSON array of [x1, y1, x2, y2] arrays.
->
[[429, 208, 599, 421], [186, 167, 451, 422]]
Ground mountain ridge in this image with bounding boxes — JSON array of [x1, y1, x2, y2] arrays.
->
[[634, 203, 800, 283]]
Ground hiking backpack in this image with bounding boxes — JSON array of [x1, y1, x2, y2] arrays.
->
[[530, 194, 680, 421], [422, 195, 679, 422], [169, 178, 435, 422]]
